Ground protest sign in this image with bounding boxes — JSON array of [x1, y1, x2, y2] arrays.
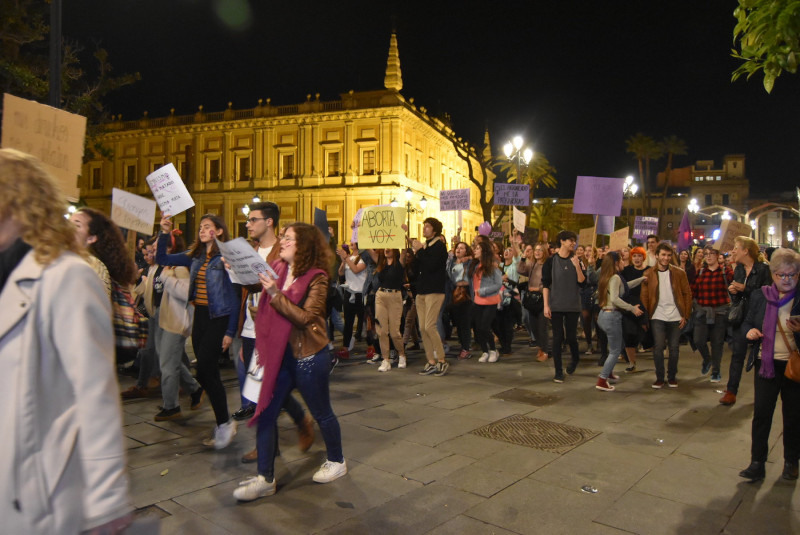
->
[[596, 215, 615, 235], [573, 176, 624, 216], [1, 93, 86, 200], [578, 226, 595, 247], [609, 227, 630, 251], [512, 206, 526, 233], [111, 188, 156, 235], [713, 219, 753, 252], [216, 237, 277, 286], [493, 183, 530, 206], [632, 216, 659, 241], [145, 163, 194, 216], [439, 188, 470, 211], [351, 208, 364, 243], [489, 231, 504, 240], [357, 206, 406, 249]]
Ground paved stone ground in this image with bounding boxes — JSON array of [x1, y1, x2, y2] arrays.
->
[[120, 333, 800, 534]]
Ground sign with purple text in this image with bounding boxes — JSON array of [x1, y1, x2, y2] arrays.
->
[[439, 188, 470, 211], [632, 216, 659, 241], [572, 176, 624, 216], [493, 183, 530, 206], [146, 163, 194, 216]]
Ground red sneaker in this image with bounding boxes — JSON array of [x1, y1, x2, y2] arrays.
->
[[336, 347, 350, 360], [595, 378, 615, 392], [365, 346, 376, 361]]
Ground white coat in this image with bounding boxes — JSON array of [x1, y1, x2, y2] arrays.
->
[[0, 251, 131, 534]]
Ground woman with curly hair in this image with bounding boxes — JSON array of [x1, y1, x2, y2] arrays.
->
[[0, 149, 132, 533], [157, 214, 241, 449], [234, 223, 346, 502]]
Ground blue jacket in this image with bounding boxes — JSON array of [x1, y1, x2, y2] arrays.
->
[[155, 233, 241, 337], [466, 260, 503, 301]]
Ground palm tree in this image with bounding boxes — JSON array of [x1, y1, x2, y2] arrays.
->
[[625, 133, 662, 215], [657, 135, 688, 236]]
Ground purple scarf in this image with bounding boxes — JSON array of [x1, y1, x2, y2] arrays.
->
[[250, 260, 327, 425], [759, 284, 796, 379]]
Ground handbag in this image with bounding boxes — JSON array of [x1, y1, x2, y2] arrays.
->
[[522, 290, 543, 314], [728, 297, 747, 327], [778, 322, 800, 383], [452, 285, 469, 306], [111, 281, 147, 349], [243, 348, 264, 403]]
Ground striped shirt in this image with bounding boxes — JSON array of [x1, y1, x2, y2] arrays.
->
[[194, 254, 211, 306]]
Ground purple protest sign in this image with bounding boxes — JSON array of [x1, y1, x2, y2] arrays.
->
[[439, 188, 470, 211], [493, 183, 530, 206], [572, 176, 624, 216], [596, 215, 615, 235], [632, 216, 659, 241]]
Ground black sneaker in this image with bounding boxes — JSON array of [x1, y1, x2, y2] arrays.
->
[[232, 405, 256, 421], [553, 375, 564, 384], [419, 363, 437, 375], [190, 387, 205, 410], [566, 362, 577, 375], [154, 406, 183, 421], [434, 361, 449, 377]]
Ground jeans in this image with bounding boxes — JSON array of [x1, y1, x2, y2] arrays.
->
[[597, 310, 623, 379], [526, 309, 549, 354], [751, 359, 800, 463], [416, 293, 446, 363], [192, 305, 230, 426], [327, 307, 344, 341], [693, 310, 728, 375], [153, 307, 199, 410], [726, 325, 748, 395], [256, 347, 343, 480], [651, 319, 681, 382], [472, 303, 497, 352], [551, 311, 579, 376]]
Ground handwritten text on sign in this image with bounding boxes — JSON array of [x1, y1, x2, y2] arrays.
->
[[111, 188, 157, 235], [357, 206, 406, 249], [632, 216, 659, 241], [146, 163, 195, 216], [1, 93, 87, 200], [714, 219, 753, 252], [493, 183, 530, 206], [439, 188, 470, 211]]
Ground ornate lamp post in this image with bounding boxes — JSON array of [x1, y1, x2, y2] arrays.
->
[[503, 136, 534, 184], [768, 225, 775, 246], [391, 187, 427, 237]]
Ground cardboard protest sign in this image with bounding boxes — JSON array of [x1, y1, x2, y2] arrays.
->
[[493, 183, 530, 206], [111, 188, 156, 235], [632, 216, 659, 241], [609, 226, 630, 251], [439, 188, 470, 211], [512, 206, 526, 233], [216, 237, 277, 286], [357, 206, 406, 249], [573, 176, 624, 216], [145, 163, 194, 216], [1, 93, 87, 200], [713, 219, 753, 252], [578, 226, 595, 247]]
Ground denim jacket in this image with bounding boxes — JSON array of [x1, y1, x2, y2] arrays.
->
[[156, 233, 241, 337]]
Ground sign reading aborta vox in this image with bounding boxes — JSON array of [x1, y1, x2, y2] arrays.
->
[[357, 206, 406, 249]]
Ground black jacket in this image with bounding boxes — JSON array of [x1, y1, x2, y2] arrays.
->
[[414, 236, 448, 295]]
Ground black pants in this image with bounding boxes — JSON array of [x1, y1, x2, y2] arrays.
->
[[341, 291, 364, 348], [450, 299, 472, 351], [751, 359, 800, 463], [551, 311, 580, 376], [192, 306, 230, 426], [727, 325, 748, 395], [493, 305, 516, 353], [472, 303, 497, 352]]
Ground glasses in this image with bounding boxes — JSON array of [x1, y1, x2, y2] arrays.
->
[[774, 272, 798, 281], [246, 217, 267, 224]]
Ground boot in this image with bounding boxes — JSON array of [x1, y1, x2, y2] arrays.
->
[[739, 461, 765, 481]]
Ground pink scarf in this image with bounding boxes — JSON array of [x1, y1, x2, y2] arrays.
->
[[250, 260, 327, 425]]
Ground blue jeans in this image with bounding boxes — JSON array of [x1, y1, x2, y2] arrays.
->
[[152, 307, 199, 410], [651, 319, 681, 382], [256, 346, 343, 479], [597, 310, 623, 379]]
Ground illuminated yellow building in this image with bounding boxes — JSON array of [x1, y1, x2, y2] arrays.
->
[[80, 34, 484, 244]]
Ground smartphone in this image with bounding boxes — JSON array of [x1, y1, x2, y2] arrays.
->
[[342, 243, 350, 255]]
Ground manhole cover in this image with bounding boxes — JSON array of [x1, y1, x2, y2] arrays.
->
[[491, 388, 560, 406], [471, 414, 600, 454]]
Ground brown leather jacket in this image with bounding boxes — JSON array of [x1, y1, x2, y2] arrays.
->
[[641, 265, 693, 321], [269, 273, 329, 359]]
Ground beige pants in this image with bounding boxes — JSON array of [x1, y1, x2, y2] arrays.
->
[[415, 293, 445, 363], [376, 290, 405, 360]]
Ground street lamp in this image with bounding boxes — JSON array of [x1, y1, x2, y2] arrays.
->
[[398, 187, 427, 237], [721, 210, 731, 220], [768, 225, 775, 246], [788, 230, 795, 245], [252, 194, 261, 203], [623, 175, 638, 227], [503, 135, 533, 185]]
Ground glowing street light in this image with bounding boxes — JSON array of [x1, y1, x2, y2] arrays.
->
[[768, 225, 775, 246]]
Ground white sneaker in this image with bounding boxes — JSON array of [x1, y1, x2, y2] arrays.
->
[[313, 460, 348, 483], [478, 352, 489, 363], [398, 356, 407, 369], [488, 350, 499, 363], [327, 342, 334, 350], [378, 360, 391, 372], [203, 419, 237, 449], [233, 475, 276, 501], [348, 336, 355, 351]]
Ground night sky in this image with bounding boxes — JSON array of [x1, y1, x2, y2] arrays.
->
[[63, 0, 800, 198]]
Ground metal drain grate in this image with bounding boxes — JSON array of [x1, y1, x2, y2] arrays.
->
[[490, 388, 560, 406], [471, 414, 600, 454]]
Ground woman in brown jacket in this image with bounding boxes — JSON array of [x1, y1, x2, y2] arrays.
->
[[234, 223, 346, 502]]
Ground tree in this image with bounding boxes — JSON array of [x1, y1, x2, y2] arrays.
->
[[656, 135, 687, 236], [732, 0, 800, 93], [625, 133, 662, 215], [0, 0, 139, 159], [496, 151, 558, 225]]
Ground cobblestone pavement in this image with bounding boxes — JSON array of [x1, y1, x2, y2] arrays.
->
[[120, 333, 799, 534]]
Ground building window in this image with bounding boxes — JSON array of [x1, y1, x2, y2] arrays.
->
[[179, 160, 188, 179], [705, 194, 712, 206], [404, 154, 409, 175], [126, 165, 137, 187], [416, 159, 420, 180], [676, 207, 682, 214], [667, 207, 673, 215], [208, 159, 220, 183], [716, 176, 722, 180], [281, 153, 295, 179], [238, 157, 250, 181], [152, 162, 162, 173], [722, 194, 729, 205], [326, 151, 340, 177], [362, 149, 375, 175], [91, 168, 102, 190], [636, 208, 642, 216]]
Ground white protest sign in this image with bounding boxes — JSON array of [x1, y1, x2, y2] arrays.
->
[[351, 208, 365, 243], [439, 188, 470, 211], [145, 163, 194, 216], [111, 188, 156, 235], [357, 206, 406, 249], [493, 183, 530, 206], [1, 93, 87, 200], [609, 226, 630, 251], [714, 219, 753, 252], [578, 226, 595, 247], [216, 238, 277, 286], [513, 206, 526, 233]]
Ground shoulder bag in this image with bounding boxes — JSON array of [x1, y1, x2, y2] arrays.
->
[[778, 321, 800, 383]]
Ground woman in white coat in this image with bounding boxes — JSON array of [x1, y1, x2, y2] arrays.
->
[[0, 149, 132, 534]]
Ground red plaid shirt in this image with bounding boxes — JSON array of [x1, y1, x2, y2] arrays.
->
[[691, 265, 733, 307]]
